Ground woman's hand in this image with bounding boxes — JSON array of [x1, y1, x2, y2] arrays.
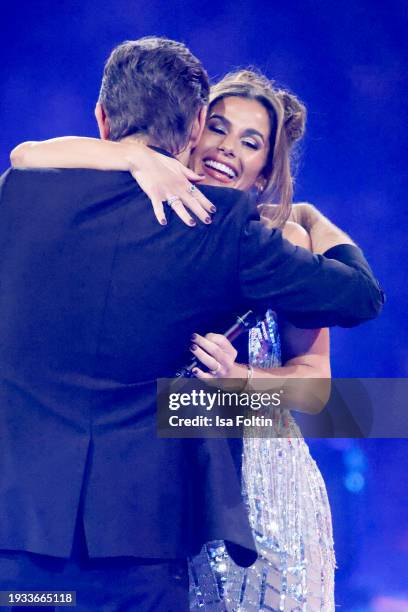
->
[[189, 332, 246, 390], [126, 144, 216, 227]]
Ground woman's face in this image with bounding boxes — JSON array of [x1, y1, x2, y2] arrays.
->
[[191, 95, 271, 192]]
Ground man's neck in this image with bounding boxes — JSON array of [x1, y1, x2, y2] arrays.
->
[[119, 135, 150, 147], [176, 148, 190, 166], [118, 135, 191, 166]]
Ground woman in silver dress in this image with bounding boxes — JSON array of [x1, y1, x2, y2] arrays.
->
[[11, 69, 336, 610], [186, 72, 335, 611]]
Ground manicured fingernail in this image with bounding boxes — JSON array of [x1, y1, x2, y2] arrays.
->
[[192, 368, 198, 375], [191, 334, 197, 340], [205, 217, 212, 224], [189, 219, 196, 226], [190, 344, 197, 351], [160, 218, 167, 225], [210, 206, 216, 213]]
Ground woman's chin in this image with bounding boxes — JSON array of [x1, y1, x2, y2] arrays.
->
[[201, 176, 238, 189]]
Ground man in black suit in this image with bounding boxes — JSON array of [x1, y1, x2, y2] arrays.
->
[[0, 37, 383, 610]]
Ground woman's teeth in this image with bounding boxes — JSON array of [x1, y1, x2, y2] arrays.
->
[[204, 159, 236, 179]]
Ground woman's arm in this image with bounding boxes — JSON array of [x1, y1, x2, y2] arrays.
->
[[192, 222, 331, 414], [10, 137, 213, 226], [11, 136, 134, 170]]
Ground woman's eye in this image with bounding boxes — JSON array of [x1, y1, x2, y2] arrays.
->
[[243, 140, 259, 150], [208, 124, 226, 135]]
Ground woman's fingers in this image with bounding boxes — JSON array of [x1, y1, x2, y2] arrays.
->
[[181, 193, 212, 225], [164, 183, 215, 225], [190, 333, 237, 377], [191, 334, 223, 359], [192, 366, 223, 389], [192, 367, 214, 380], [168, 199, 197, 226], [150, 196, 168, 226], [161, 191, 213, 226], [181, 166, 206, 182], [204, 333, 237, 358], [190, 344, 222, 373], [192, 188, 217, 215], [179, 169, 216, 214]]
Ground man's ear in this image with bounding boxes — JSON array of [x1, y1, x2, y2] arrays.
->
[[189, 105, 207, 148], [95, 103, 110, 140]]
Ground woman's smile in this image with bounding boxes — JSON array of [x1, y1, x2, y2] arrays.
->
[[192, 95, 271, 192]]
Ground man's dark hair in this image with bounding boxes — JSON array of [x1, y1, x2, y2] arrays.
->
[[98, 37, 209, 153]]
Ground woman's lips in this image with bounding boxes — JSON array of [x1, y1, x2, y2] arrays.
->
[[203, 164, 234, 184], [202, 158, 238, 184]]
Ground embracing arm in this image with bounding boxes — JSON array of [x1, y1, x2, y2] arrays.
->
[[290, 202, 355, 254], [262, 202, 355, 254], [10, 136, 135, 170], [240, 208, 384, 328], [10, 137, 213, 226]]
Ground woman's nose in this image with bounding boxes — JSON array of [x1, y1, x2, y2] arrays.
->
[[217, 136, 236, 157]]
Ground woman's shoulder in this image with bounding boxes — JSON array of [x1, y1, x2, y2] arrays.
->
[[282, 221, 311, 250]]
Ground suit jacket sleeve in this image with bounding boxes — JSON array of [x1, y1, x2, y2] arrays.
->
[[238, 216, 384, 328]]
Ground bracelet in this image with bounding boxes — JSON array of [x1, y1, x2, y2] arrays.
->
[[240, 364, 253, 392]]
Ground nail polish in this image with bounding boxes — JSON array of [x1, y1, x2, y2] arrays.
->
[[191, 344, 197, 351]]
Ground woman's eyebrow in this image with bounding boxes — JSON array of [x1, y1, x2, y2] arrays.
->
[[209, 113, 266, 142], [209, 113, 230, 125], [243, 128, 265, 142]]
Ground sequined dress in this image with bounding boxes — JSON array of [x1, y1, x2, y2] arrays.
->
[[189, 310, 336, 611]]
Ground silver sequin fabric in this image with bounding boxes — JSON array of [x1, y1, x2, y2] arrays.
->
[[189, 311, 336, 611]]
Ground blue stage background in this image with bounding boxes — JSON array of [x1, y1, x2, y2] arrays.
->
[[1, 1, 407, 608]]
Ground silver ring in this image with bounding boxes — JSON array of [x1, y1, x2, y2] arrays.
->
[[188, 184, 197, 194], [167, 195, 181, 207], [210, 362, 221, 375]]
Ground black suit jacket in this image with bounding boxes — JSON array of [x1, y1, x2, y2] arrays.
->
[[0, 167, 383, 564]]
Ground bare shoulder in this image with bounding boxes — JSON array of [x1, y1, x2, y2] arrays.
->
[[282, 221, 311, 250]]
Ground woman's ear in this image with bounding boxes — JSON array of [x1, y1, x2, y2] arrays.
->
[[95, 103, 110, 140], [255, 175, 267, 194]]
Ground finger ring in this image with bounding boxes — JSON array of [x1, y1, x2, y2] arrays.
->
[[188, 184, 196, 194], [167, 195, 181, 207], [210, 362, 221, 375]]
